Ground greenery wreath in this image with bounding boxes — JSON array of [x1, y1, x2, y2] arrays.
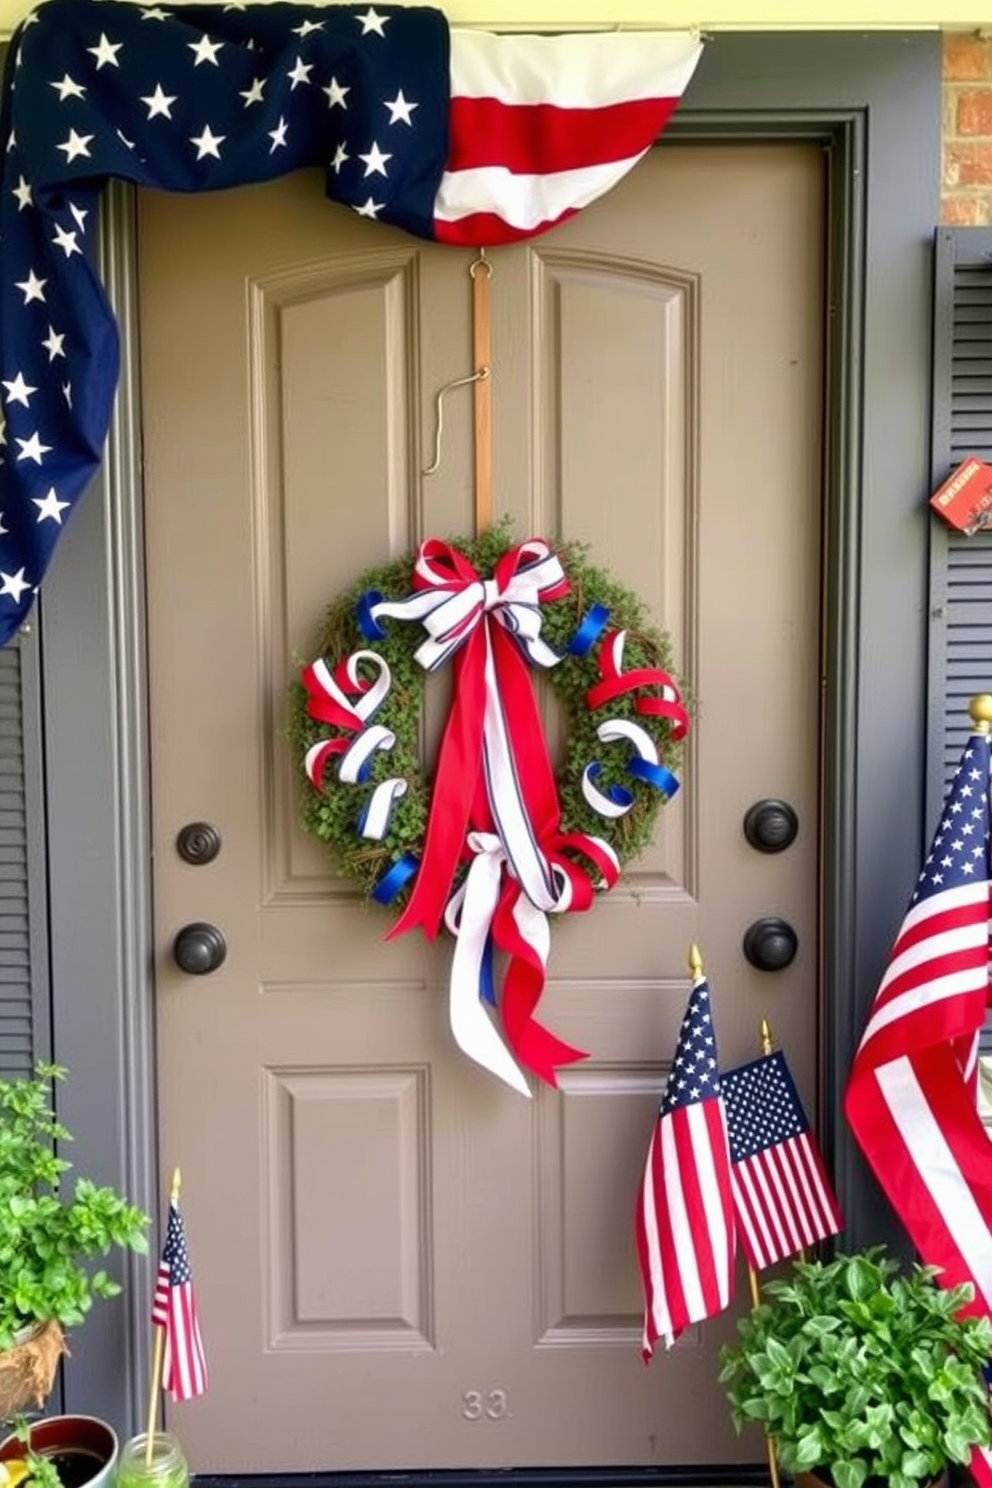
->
[[289, 521, 690, 913]]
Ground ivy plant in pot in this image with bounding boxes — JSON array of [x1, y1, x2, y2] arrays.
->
[[0, 1063, 149, 1488], [718, 1248, 992, 1488]]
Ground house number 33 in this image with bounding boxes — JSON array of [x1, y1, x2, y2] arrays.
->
[[462, 1389, 509, 1421]]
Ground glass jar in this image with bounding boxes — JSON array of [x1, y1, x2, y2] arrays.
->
[[117, 1433, 189, 1488]]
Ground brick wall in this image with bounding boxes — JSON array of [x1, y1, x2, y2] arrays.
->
[[944, 33, 992, 224]]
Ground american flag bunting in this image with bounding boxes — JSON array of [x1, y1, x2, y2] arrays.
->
[[844, 725, 992, 1488], [0, 0, 702, 648], [635, 974, 735, 1359], [722, 1047, 843, 1271], [152, 1197, 207, 1402]]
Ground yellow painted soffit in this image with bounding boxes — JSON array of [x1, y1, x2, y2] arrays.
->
[[1, 0, 980, 39]]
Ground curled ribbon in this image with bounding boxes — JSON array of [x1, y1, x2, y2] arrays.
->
[[582, 718, 679, 819], [586, 629, 690, 740], [301, 651, 406, 840]]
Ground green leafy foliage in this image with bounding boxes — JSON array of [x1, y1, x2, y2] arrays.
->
[[718, 1249, 992, 1488], [288, 520, 689, 905], [12, 1416, 65, 1488], [0, 1065, 149, 1347]]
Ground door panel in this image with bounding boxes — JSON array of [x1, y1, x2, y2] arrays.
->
[[139, 142, 824, 1472]]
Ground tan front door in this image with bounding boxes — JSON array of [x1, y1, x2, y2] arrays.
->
[[139, 142, 824, 1474]]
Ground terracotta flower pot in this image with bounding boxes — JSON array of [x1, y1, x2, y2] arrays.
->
[[0, 1321, 66, 1417]]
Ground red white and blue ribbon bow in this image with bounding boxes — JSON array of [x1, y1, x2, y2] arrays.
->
[[304, 540, 685, 1096], [365, 538, 626, 1092], [365, 538, 570, 944]]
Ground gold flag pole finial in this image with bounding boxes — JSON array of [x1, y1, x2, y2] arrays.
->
[[760, 1019, 774, 1056], [689, 944, 703, 979], [969, 694, 992, 735]]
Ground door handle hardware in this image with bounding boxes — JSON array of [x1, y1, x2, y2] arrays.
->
[[743, 799, 799, 853], [176, 822, 222, 865], [173, 922, 227, 975], [742, 916, 798, 972]]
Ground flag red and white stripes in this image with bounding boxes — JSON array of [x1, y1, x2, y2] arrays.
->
[[152, 1198, 208, 1403], [437, 30, 704, 245], [636, 975, 735, 1358], [844, 728, 992, 1488], [722, 1049, 843, 1272]]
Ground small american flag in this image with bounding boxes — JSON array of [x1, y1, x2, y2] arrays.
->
[[844, 726, 992, 1488], [722, 1048, 843, 1271], [635, 974, 735, 1359], [152, 1199, 208, 1403], [0, 0, 702, 649]]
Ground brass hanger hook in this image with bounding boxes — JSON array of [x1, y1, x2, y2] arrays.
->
[[421, 366, 490, 476]]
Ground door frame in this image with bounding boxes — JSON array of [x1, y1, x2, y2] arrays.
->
[[37, 29, 941, 1453]]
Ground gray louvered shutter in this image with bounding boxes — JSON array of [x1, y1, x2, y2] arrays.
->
[[928, 229, 992, 826], [0, 632, 49, 1076]]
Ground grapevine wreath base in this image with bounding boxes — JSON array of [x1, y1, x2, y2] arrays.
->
[[291, 525, 690, 1095]]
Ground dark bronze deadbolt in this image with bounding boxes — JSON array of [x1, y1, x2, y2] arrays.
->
[[176, 822, 222, 865], [743, 799, 799, 854]]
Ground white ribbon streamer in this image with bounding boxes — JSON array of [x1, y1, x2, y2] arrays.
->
[[480, 626, 561, 912], [444, 834, 532, 1097], [442, 829, 620, 1094]]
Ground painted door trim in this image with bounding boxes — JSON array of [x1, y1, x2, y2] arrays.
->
[[38, 30, 941, 1441]]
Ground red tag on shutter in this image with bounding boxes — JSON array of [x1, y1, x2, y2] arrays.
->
[[930, 455, 992, 535]]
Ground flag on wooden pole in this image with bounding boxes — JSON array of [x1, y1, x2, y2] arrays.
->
[[722, 1044, 843, 1271], [844, 699, 992, 1488], [152, 1191, 208, 1403], [635, 948, 735, 1358]]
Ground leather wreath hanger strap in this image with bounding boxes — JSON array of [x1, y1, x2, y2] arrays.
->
[[471, 249, 493, 536]]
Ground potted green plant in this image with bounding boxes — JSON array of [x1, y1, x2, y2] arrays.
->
[[0, 1061, 149, 1460], [0, 1414, 119, 1488], [719, 1247, 992, 1488]]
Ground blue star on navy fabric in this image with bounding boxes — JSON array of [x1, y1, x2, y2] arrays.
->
[[913, 736, 992, 904], [0, 1, 450, 643], [661, 978, 721, 1114], [721, 1050, 808, 1164]]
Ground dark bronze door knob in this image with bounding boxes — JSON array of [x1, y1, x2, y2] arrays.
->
[[743, 916, 798, 971], [743, 799, 799, 853], [173, 922, 227, 975]]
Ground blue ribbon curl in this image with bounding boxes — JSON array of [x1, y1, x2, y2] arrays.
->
[[566, 604, 611, 657], [372, 853, 419, 905], [357, 590, 387, 641], [585, 761, 634, 810], [628, 758, 680, 798]]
